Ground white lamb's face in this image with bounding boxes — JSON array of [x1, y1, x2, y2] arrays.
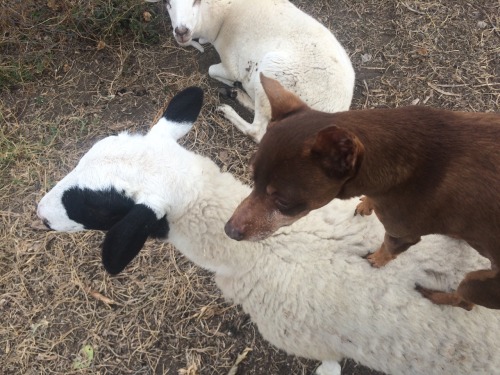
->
[[36, 135, 146, 232], [166, 0, 202, 46], [37, 86, 204, 275]]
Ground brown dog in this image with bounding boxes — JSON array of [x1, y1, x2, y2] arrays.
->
[[225, 74, 500, 310]]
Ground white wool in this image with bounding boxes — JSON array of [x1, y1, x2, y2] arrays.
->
[[166, 0, 355, 142], [39, 120, 499, 375], [170, 151, 497, 375]]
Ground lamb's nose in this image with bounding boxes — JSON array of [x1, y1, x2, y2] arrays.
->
[[224, 221, 244, 241], [42, 218, 52, 230], [175, 26, 189, 37]]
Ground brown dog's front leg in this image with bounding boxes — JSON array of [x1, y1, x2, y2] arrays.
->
[[367, 233, 421, 267], [354, 196, 374, 216]]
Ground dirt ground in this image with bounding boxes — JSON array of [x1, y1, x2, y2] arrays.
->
[[1, 0, 498, 374]]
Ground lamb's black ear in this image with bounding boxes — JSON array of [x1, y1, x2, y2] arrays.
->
[[162, 87, 204, 123], [101, 204, 159, 275]]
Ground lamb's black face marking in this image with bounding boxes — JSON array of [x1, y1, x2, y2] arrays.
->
[[61, 187, 169, 238], [62, 187, 135, 230]]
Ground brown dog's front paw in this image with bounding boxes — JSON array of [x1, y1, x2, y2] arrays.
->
[[415, 284, 474, 311], [354, 196, 374, 217], [366, 249, 394, 268]]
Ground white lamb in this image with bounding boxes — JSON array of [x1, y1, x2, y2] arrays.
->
[[165, 0, 355, 142], [37, 88, 500, 375]]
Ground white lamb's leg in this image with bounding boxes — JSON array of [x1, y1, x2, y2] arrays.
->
[[208, 63, 254, 110], [189, 40, 205, 53], [315, 360, 342, 375], [218, 52, 301, 142], [213, 53, 301, 142], [209, 63, 236, 87], [217, 68, 274, 142], [209, 63, 266, 140], [234, 89, 255, 111], [218, 102, 269, 142]]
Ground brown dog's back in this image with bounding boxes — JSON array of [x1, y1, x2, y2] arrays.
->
[[324, 107, 500, 242]]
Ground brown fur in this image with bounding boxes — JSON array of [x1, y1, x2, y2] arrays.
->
[[225, 74, 500, 310]]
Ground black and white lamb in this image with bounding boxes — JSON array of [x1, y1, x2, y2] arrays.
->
[[37, 87, 500, 375]]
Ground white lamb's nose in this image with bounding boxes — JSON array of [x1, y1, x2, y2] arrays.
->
[[175, 26, 189, 37], [36, 204, 52, 229], [41, 218, 52, 230]]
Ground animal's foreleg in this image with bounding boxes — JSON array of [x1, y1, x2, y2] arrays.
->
[[189, 40, 205, 53], [366, 233, 421, 267], [209, 63, 236, 87], [354, 196, 374, 216], [235, 89, 255, 111], [217, 104, 264, 141]]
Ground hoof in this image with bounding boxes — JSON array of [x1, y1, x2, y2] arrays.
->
[[315, 361, 341, 375], [217, 87, 238, 99]]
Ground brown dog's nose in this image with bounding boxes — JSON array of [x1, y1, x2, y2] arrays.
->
[[224, 221, 244, 241]]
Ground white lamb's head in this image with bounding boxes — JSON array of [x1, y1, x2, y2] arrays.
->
[[166, 0, 202, 46], [37, 87, 204, 274]]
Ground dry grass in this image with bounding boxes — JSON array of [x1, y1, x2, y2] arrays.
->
[[1, 0, 498, 374]]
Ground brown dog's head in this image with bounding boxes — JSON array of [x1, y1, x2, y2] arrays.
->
[[225, 74, 364, 241]]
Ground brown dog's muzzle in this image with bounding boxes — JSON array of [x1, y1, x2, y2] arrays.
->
[[225, 193, 277, 241], [225, 193, 259, 241], [224, 218, 246, 241], [226, 192, 305, 241]]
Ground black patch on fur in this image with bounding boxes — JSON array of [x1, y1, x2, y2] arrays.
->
[[102, 204, 161, 275], [63, 187, 135, 230], [162, 86, 204, 124], [62, 187, 169, 237]]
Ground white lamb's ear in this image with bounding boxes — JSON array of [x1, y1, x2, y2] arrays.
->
[[155, 86, 204, 140]]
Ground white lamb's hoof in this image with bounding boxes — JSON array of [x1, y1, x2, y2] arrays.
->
[[315, 361, 342, 375], [217, 103, 235, 114], [216, 104, 237, 123]]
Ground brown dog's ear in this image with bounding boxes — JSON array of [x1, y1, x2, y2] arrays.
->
[[310, 126, 364, 179], [260, 73, 308, 124]]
